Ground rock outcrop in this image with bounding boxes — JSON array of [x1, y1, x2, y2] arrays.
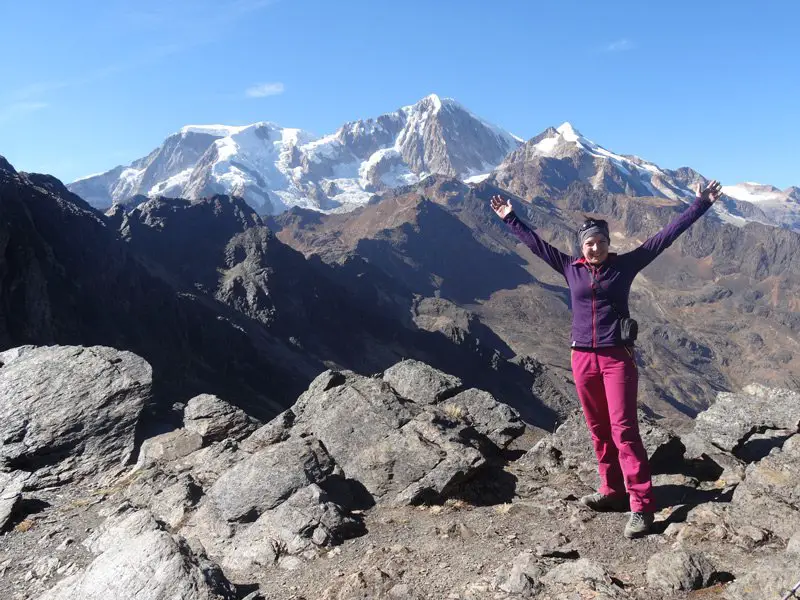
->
[[0, 345, 151, 485], [1, 347, 799, 600], [35, 508, 237, 600]]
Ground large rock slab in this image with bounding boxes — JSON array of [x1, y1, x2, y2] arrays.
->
[[692, 384, 800, 453], [122, 469, 203, 529], [724, 553, 799, 600], [219, 484, 362, 578], [445, 388, 525, 448], [0, 470, 29, 530], [727, 433, 800, 539], [206, 436, 336, 522], [239, 409, 294, 453], [172, 439, 244, 488], [382, 359, 463, 404], [36, 508, 236, 600], [183, 394, 259, 443], [0, 345, 151, 482], [291, 369, 487, 505], [135, 429, 204, 469]]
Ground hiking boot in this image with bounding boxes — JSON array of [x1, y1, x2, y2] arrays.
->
[[579, 492, 629, 512], [624, 511, 654, 539]]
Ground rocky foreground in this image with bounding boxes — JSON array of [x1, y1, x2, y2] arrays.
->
[[1, 345, 799, 600]]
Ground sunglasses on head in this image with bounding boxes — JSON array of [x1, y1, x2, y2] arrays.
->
[[579, 219, 609, 232]]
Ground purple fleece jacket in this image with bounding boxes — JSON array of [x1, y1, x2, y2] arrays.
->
[[502, 196, 715, 348]]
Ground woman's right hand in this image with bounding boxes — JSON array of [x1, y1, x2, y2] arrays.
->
[[490, 194, 513, 219]]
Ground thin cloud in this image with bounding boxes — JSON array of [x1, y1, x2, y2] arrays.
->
[[5, 43, 187, 107], [2, 0, 281, 128], [245, 82, 285, 98], [122, 0, 279, 31], [0, 101, 49, 125], [603, 39, 635, 52], [7, 0, 279, 107]]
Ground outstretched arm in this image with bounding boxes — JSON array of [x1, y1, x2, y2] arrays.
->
[[490, 194, 572, 275], [625, 180, 722, 271]]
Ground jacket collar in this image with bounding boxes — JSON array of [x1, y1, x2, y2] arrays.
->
[[572, 253, 618, 267]]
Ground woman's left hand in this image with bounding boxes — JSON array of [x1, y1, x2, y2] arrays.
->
[[696, 180, 723, 203]]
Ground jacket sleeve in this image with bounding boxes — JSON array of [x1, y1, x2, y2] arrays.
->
[[502, 211, 572, 275], [624, 196, 714, 271]]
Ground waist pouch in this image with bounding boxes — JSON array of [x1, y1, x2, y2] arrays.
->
[[620, 317, 638, 344]]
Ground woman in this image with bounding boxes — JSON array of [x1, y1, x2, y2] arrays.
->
[[490, 180, 723, 538]]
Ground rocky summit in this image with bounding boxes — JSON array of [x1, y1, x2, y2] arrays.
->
[[1, 347, 798, 600]]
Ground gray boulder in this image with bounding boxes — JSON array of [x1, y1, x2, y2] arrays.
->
[[0, 345, 151, 483], [681, 431, 747, 485], [445, 388, 525, 448], [493, 550, 544, 596], [36, 509, 236, 600], [172, 439, 244, 488], [540, 559, 629, 599], [135, 429, 204, 469], [122, 469, 202, 529], [727, 433, 800, 539], [0, 470, 29, 530], [724, 554, 799, 600], [205, 436, 336, 522], [517, 437, 565, 476], [184, 394, 259, 443], [219, 484, 361, 577], [382, 359, 463, 404], [291, 369, 487, 506], [239, 409, 294, 453], [175, 435, 347, 568], [692, 384, 800, 452], [645, 550, 716, 592]]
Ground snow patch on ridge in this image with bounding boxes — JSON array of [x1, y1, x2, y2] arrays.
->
[[180, 124, 248, 137]]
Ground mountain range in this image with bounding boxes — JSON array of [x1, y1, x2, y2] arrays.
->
[[68, 95, 521, 215], [67, 95, 799, 232], [0, 156, 572, 429], [5, 93, 800, 422]]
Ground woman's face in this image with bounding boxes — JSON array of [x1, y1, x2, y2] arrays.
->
[[582, 235, 609, 265]]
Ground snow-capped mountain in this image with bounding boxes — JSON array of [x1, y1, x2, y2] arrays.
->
[[68, 100, 797, 230], [721, 183, 800, 230], [498, 122, 700, 200], [68, 95, 522, 214], [494, 123, 800, 231]]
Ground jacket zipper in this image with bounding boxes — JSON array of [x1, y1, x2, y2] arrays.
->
[[590, 265, 596, 347]]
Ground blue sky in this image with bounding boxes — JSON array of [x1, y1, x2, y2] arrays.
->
[[1, 0, 798, 188]]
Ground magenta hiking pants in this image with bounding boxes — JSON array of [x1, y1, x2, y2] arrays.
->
[[571, 346, 655, 513]]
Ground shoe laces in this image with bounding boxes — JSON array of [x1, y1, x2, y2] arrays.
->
[[629, 512, 647, 525]]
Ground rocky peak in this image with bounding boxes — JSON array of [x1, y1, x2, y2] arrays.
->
[[409, 93, 446, 113], [118, 194, 265, 292], [555, 121, 581, 140], [404, 93, 465, 116], [0, 155, 16, 174]]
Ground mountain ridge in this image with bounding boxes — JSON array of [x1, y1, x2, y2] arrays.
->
[[65, 97, 798, 231], [67, 94, 521, 215]]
